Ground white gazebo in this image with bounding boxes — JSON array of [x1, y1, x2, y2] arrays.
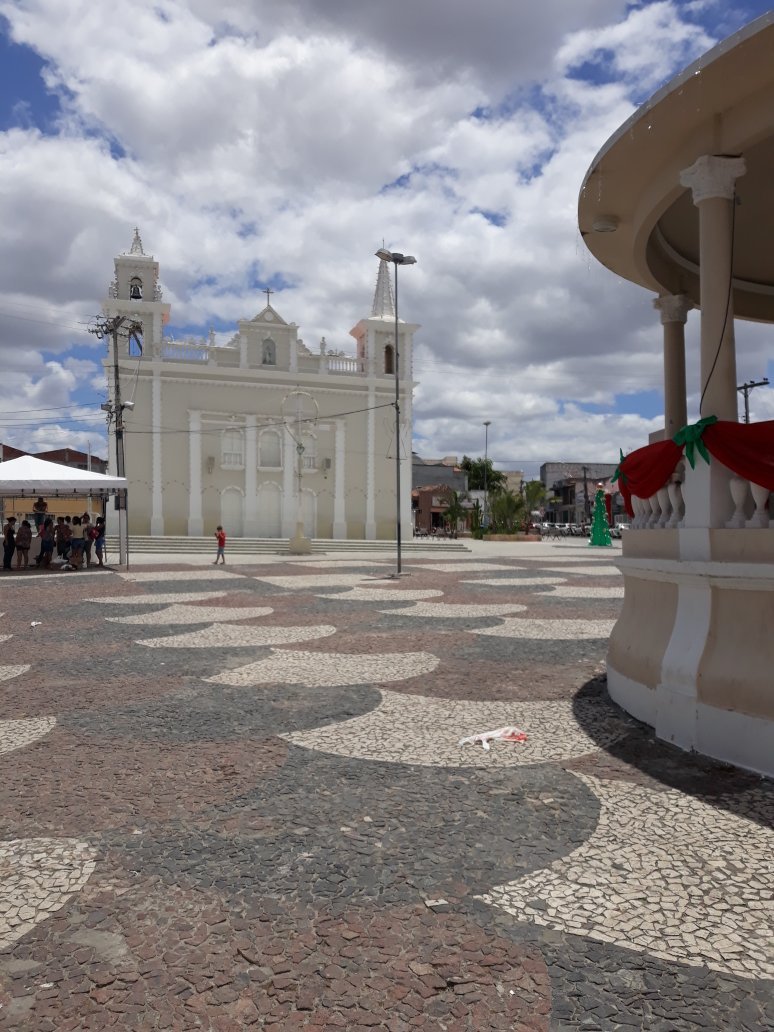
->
[[579, 14, 774, 776]]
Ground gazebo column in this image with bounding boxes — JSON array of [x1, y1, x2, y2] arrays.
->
[[678, 155, 746, 534], [679, 155, 745, 420], [653, 294, 691, 438]]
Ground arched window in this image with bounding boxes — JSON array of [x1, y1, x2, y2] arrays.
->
[[262, 338, 276, 365], [259, 429, 282, 468], [301, 432, 317, 470], [384, 344, 394, 375], [221, 429, 244, 469], [129, 277, 143, 300]]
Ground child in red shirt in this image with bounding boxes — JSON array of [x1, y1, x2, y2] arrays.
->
[[214, 526, 226, 564]]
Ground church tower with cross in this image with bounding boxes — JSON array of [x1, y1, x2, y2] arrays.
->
[[103, 238, 418, 541]]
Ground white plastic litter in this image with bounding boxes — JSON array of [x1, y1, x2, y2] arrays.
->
[[30, 621, 42, 628], [458, 725, 528, 750]]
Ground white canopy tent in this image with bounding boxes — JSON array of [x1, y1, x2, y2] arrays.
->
[[0, 455, 126, 496], [1, 455, 129, 565]]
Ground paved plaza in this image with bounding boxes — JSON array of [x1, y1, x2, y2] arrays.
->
[[0, 541, 771, 1030]]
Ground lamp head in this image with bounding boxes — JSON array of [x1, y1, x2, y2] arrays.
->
[[375, 249, 392, 261]]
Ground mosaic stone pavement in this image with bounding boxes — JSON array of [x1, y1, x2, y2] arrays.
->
[[0, 545, 771, 1031]]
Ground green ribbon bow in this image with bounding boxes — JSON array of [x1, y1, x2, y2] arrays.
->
[[672, 415, 718, 469], [611, 448, 627, 485]]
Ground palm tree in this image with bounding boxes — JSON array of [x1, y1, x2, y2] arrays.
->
[[488, 489, 525, 533], [460, 456, 507, 492], [442, 490, 466, 536], [523, 479, 546, 510]]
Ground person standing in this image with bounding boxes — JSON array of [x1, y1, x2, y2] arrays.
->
[[82, 515, 94, 568], [214, 525, 226, 564], [3, 516, 17, 570], [93, 517, 106, 567], [38, 518, 54, 568], [32, 497, 48, 530], [69, 516, 85, 569], [14, 520, 32, 569]]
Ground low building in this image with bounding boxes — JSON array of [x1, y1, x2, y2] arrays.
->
[[412, 455, 467, 493]]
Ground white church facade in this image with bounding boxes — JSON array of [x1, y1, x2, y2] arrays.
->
[[102, 232, 417, 539]]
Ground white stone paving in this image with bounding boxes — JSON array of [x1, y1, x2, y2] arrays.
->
[[536, 586, 625, 599], [473, 618, 617, 640], [252, 574, 377, 590], [107, 604, 273, 626], [540, 566, 621, 577], [86, 591, 229, 605], [376, 601, 528, 618], [0, 665, 30, 683], [0, 717, 56, 756], [0, 838, 98, 951], [118, 570, 248, 582], [405, 563, 518, 573], [206, 649, 440, 688], [480, 773, 774, 981], [462, 577, 567, 587], [315, 587, 444, 602], [282, 691, 632, 767], [287, 560, 390, 569], [138, 623, 337, 649]]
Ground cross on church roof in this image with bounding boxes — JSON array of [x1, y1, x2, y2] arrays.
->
[[263, 287, 274, 306]]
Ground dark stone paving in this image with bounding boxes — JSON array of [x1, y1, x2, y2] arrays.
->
[[0, 555, 771, 1030]]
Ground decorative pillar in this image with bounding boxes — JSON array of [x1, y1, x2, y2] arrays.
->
[[399, 332, 413, 536], [244, 419, 258, 536], [187, 410, 204, 535], [678, 155, 746, 534], [365, 386, 376, 539], [150, 371, 164, 535], [653, 294, 691, 439], [679, 155, 745, 421], [332, 419, 347, 539], [281, 425, 296, 537]]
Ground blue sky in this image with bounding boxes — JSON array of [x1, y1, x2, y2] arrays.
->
[[0, 0, 772, 466]]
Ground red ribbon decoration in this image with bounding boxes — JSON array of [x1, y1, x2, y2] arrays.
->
[[615, 419, 774, 518]]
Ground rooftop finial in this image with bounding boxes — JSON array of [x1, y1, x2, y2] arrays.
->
[[130, 227, 145, 255], [371, 259, 395, 319]]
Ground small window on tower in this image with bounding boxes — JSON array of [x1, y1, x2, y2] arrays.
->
[[130, 277, 143, 300], [384, 344, 394, 375], [262, 338, 276, 365]]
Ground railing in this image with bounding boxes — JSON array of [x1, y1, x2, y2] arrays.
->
[[629, 468, 771, 529], [324, 355, 360, 375], [162, 342, 210, 363]]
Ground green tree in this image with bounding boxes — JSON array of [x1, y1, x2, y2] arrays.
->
[[523, 479, 546, 510], [442, 490, 466, 534], [488, 489, 525, 534], [460, 455, 507, 492]]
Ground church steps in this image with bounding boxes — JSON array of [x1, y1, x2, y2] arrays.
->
[[104, 536, 471, 555]]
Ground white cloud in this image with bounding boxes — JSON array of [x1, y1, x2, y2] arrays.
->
[[0, 0, 767, 473]]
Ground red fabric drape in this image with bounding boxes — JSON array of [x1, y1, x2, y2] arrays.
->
[[615, 419, 774, 518], [705, 420, 774, 491], [617, 440, 682, 517]]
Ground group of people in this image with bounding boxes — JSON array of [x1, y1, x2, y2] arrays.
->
[[2, 509, 107, 571]]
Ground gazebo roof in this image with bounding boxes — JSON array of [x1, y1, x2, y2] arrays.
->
[[578, 12, 774, 321]]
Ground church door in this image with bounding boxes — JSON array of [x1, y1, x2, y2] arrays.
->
[[221, 488, 244, 538]]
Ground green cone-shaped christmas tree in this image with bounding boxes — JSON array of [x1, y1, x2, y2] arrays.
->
[[589, 488, 612, 547]]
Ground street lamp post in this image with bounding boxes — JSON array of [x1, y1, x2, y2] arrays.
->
[[483, 421, 491, 529], [375, 249, 417, 577]]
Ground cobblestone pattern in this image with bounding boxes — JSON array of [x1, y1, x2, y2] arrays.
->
[[0, 838, 97, 951], [482, 772, 774, 981], [138, 622, 338, 648], [0, 716, 56, 756], [0, 665, 30, 683], [0, 553, 771, 1030], [283, 691, 634, 767]]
